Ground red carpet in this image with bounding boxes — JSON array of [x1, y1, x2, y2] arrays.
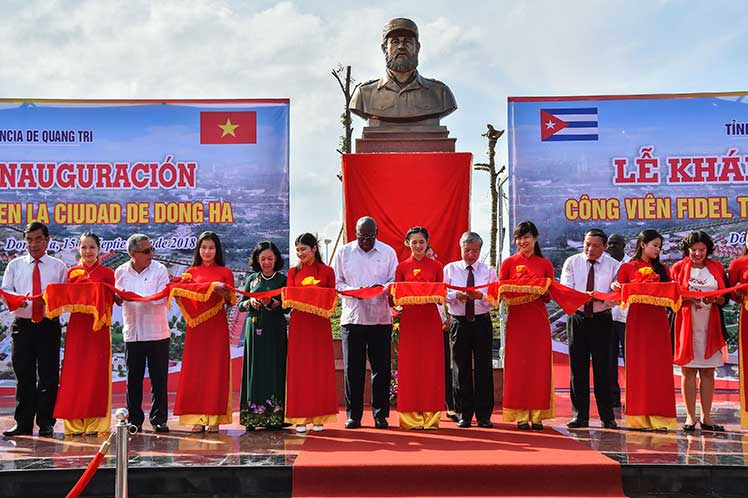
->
[[292, 411, 625, 498]]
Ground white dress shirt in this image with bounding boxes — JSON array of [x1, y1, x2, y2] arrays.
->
[[611, 301, 628, 323], [332, 239, 398, 326], [560, 251, 621, 314], [114, 260, 171, 342], [443, 259, 497, 317], [2, 253, 67, 319], [609, 255, 629, 323]]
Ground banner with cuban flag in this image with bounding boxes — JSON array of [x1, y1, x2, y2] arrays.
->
[[508, 91, 748, 268], [509, 91, 748, 382]]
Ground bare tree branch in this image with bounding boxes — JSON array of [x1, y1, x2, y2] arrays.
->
[[474, 124, 506, 267]]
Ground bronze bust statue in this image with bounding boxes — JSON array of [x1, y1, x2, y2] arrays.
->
[[350, 18, 457, 126]]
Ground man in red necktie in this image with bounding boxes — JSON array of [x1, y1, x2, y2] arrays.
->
[[1, 222, 67, 437], [560, 228, 621, 430]]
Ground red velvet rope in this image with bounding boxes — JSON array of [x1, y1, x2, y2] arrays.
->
[[65, 436, 111, 498], [65, 452, 104, 498]]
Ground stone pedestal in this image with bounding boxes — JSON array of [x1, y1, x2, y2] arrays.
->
[[355, 125, 456, 153]]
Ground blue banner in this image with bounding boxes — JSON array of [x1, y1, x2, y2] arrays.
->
[[0, 99, 289, 389], [509, 92, 748, 267]]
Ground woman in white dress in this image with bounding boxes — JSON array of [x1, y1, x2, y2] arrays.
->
[[671, 231, 728, 432]]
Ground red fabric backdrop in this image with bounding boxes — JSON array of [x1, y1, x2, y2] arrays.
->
[[342, 152, 472, 263]]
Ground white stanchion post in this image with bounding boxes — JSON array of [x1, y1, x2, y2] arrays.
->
[[114, 408, 131, 498]]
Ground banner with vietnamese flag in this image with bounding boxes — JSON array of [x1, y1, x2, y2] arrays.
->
[[0, 99, 289, 393]]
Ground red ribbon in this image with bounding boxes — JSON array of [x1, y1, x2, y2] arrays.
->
[[338, 286, 390, 299], [592, 282, 748, 308], [0, 289, 29, 311], [9, 278, 748, 319]]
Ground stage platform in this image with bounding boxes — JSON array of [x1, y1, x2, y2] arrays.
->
[[0, 391, 747, 498]]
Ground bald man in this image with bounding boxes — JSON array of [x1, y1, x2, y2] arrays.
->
[[332, 217, 398, 429]]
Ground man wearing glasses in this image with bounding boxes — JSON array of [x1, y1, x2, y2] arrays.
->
[[333, 216, 397, 429], [114, 234, 171, 433]]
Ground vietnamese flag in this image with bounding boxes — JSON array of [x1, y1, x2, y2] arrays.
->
[[200, 111, 256, 144]]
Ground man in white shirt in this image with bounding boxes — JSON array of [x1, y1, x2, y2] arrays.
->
[[332, 216, 397, 429], [560, 228, 621, 429], [606, 233, 627, 408], [114, 234, 171, 433], [443, 232, 497, 428], [1, 222, 67, 437]]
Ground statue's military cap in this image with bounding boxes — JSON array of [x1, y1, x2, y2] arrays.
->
[[382, 18, 418, 42]]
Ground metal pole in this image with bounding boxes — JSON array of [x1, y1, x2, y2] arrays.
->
[[324, 239, 332, 264], [497, 176, 509, 266], [115, 408, 130, 498], [497, 176, 509, 370]]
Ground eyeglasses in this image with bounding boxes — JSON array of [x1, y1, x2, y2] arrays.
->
[[134, 248, 154, 255], [356, 234, 376, 241]]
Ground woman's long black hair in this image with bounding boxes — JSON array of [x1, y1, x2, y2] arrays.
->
[[294, 232, 323, 270], [631, 229, 669, 282], [513, 220, 543, 257], [191, 231, 225, 267]]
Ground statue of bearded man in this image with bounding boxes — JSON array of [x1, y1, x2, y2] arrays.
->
[[350, 18, 457, 126]]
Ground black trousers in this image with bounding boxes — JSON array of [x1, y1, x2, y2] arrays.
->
[[340, 324, 391, 421], [444, 331, 455, 412], [125, 338, 170, 426], [568, 311, 614, 422], [610, 320, 626, 404], [450, 313, 494, 422], [11, 317, 61, 429]]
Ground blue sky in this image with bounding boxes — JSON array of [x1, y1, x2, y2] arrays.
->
[[2, 0, 747, 259]]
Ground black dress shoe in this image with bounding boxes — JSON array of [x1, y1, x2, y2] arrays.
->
[[152, 423, 170, 433], [602, 420, 618, 429], [457, 419, 471, 428], [446, 412, 460, 422], [477, 419, 494, 428], [344, 419, 361, 429], [3, 426, 32, 437], [531, 422, 544, 431], [374, 416, 389, 429], [566, 419, 589, 429], [38, 425, 54, 437], [517, 421, 530, 430], [700, 422, 726, 432]]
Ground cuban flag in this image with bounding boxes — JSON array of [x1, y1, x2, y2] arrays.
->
[[540, 108, 598, 141]]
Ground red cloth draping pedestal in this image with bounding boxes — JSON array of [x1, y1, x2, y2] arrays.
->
[[342, 152, 472, 263]]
